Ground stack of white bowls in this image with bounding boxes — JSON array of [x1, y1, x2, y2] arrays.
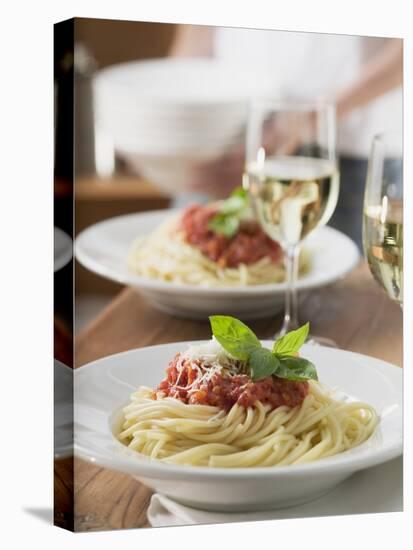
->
[[93, 58, 276, 192]]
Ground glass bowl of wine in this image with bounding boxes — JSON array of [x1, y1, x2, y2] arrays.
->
[[363, 131, 403, 306], [244, 100, 339, 341]]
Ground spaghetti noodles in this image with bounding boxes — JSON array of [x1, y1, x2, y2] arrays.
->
[[127, 216, 309, 287], [117, 333, 378, 468]]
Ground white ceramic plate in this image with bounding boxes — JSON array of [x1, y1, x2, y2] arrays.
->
[[54, 227, 72, 273], [54, 360, 73, 459], [74, 210, 360, 319], [74, 342, 402, 512]]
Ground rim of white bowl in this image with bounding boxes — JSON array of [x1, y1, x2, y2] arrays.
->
[[74, 211, 360, 296]]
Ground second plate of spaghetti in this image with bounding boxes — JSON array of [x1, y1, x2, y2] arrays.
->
[[75, 208, 359, 319]]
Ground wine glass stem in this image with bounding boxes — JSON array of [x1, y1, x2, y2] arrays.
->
[[279, 244, 300, 337]]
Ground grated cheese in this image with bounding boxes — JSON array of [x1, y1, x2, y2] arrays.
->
[[171, 338, 246, 395]]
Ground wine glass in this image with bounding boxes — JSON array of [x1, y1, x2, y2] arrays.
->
[[363, 131, 403, 306], [244, 100, 339, 341]]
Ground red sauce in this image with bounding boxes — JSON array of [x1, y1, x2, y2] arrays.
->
[[179, 204, 282, 268], [154, 353, 309, 411]]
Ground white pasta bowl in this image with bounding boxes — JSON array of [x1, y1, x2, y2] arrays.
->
[[74, 210, 360, 320], [74, 342, 402, 512]]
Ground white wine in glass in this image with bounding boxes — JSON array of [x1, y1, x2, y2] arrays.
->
[[363, 132, 403, 306], [247, 156, 339, 248], [245, 101, 339, 341]]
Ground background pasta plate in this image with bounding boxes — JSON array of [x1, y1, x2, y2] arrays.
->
[[74, 210, 360, 319], [74, 342, 402, 512]]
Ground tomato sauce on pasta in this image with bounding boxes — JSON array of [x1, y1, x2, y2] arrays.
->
[[154, 353, 309, 411], [180, 204, 283, 268]]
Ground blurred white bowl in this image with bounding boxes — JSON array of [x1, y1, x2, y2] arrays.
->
[[93, 58, 277, 192], [121, 154, 222, 190], [94, 58, 276, 104]]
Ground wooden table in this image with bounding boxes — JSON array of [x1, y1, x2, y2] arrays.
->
[[75, 175, 171, 295], [73, 262, 402, 531]]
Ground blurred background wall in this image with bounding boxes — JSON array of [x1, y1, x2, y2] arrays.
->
[[75, 18, 175, 67], [66, 19, 176, 320]]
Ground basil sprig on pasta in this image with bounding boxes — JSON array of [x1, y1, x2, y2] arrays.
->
[[208, 187, 249, 237], [209, 316, 317, 382]]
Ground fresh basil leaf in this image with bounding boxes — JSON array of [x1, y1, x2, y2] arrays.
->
[[274, 355, 318, 381], [208, 214, 240, 237], [220, 195, 246, 214], [273, 323, 310, 355], [220, 187, 248, 214], [208, 187, 248, 236], [249, 347, 281, 381], [230, 186, 247, 199], [209, 315, 261, 360]]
